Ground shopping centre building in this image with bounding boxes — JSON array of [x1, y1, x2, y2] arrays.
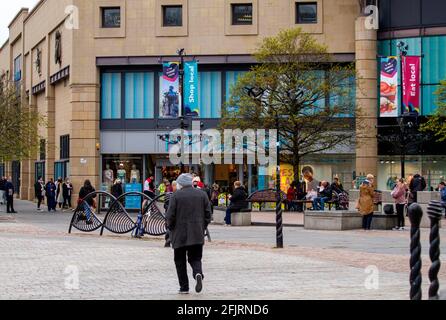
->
[[0, 0, 445, 202]]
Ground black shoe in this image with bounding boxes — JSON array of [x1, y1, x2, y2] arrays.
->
[[178, 289, 189, 295], [164, 242, 171, 248], [195, 274, 203, 293]]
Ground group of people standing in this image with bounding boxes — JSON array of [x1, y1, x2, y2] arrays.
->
[[34, 177, 73, 212], [357, 173, 442, 232], [0, 176, 17, 213]]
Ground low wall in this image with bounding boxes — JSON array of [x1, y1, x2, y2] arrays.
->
[[305, 210, 398, 231], [212, 207, 252, 226]]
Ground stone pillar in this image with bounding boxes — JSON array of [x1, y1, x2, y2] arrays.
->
[[45, 86, 56, 184], [21, 94, 38, 201], [70, 84, 100, 203], [355, 16, 378, 183]]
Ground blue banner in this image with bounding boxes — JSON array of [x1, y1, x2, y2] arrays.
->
[[125, 183, 142, 210], [184, 61, 199, 117]]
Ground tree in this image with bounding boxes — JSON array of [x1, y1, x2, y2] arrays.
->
[[420, 80, 446, 142], [0, 80, 44, 163], [220, 28, 358, 181]]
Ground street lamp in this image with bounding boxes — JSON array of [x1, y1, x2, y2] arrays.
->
[[244, 86, 283, 249]]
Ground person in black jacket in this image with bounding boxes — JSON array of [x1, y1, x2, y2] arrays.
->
[[62, 178, 73, 210], [166, 174, 212, 294], [78, 180, 96, 207], [224, 181, 248, 226], [0, 176, 6, 205], [5, 177, 17, 213], [312, 181, 332, 211], [408, 174, 426, 204], [34, 177, 45, 211], [45, 179, 57, 212]]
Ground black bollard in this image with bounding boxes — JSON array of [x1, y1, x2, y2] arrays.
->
[[408, 203, 423, 300], [427, 200, 443, 300]]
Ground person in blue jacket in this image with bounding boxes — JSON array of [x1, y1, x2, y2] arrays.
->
[[5, 177, 17, 213], [439, 182, 446, 214], [45, 178, 57, 212]]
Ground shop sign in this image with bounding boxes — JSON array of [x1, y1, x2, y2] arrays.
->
[[379, 56, 398, 117], [160, 62, 181, 118], [402, 56, 421, 114], [184, 61, 199, 117]]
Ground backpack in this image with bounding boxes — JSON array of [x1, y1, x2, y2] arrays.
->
[[384, 204, 395, 215]]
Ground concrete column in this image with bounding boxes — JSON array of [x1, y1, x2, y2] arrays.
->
[[70, 83, 100, 202], [45, 86, 56, 184], [355, 16, 378, 184]]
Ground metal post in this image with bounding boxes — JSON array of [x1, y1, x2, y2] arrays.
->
[[408, 203, 423, 300], [427, 200, 443, 300], [275, 115, 283, 249], [178, 48, 186, 174]]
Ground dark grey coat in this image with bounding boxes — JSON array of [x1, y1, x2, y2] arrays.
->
[[166, 186, 212, 250]]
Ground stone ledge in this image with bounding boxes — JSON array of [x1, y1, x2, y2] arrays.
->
[[305, 211, 398, 231], [212, 208, 252, 226]]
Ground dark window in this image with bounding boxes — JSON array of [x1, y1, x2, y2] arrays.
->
[[40, 139, 46, 161], [296, 2, 317, 24], [231, 4, 253, 25], [162, 5, 183, 27], [102, 7, 121, 28], [13, 55, 21, 82], [60, 135, 70, 160]]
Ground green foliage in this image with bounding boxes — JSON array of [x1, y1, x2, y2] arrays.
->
[[420, 80, 446, 142], [0, 80, 45, 162], [220, 28, 357, 179]]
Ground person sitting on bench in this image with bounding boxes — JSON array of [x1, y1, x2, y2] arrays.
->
[[312, 181, 332, 211], [224, 181, 248, 226]]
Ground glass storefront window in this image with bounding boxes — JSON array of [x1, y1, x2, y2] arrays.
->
[[102, 155, 144, 209]]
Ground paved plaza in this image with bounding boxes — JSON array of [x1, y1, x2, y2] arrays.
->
[[0, 200, 444, 300]]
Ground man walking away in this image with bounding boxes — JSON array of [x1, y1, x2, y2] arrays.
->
[[5, 177, 17, 214], [408, 173, 426, 204], [166, 174, 212, 295]]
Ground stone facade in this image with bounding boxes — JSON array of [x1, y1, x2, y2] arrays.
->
[[0, 0, 376, 201]]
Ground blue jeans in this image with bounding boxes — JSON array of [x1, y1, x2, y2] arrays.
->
[[225, 208, 237, 225], [313, 197, 329, 211], [363, 213, 374, 230]]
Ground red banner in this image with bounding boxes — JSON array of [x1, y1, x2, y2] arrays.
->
[[402, 56, 421, 114]]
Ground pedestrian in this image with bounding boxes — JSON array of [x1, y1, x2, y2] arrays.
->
[[165, 180, 173, 193], [224, 181, 248, 226], [45, 179, 57, 212], [0, 176, 6, 205], [391, 178, 408, 231], [111, 179, 124, 200], [5, 177, 17, 214], [408, 173, 426, 204], [158, 179, 167, 195], [78, 180, 96, 208], [312, 181, 332, 211], [62, 178, 73, 210], [143, 176, 156, 199], [163, 180, 177, 248], [286, 182, 297, 211], [34, 176, 45, 211], [166, 173, 212, 294], [78, 180, 97, 224], [439, 182, 446, 215], [357, 174, 375, 231], [56, 178, 64, 209], [210, 183, 219, 207]]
